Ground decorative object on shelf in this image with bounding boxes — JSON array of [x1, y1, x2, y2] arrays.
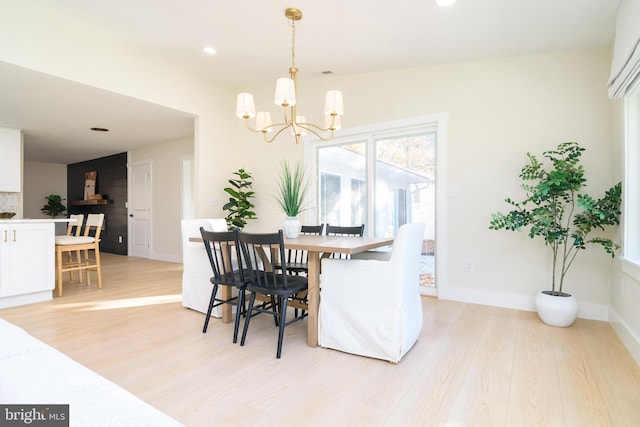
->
[[0, 212, 16, 218], [236, 7, 344, 145], [84, 171, 97, 200], [275, 160, 309, 238], [71, 199, 108, 206], [489, 142, 622, 327], [223, 168, 257, 230], [41, 194, 67, 218]]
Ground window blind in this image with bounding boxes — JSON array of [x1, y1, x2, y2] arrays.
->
[[608, 0, 640, 99]]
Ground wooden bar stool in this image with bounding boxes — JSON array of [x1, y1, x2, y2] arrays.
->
[[55, 213, 104, 297], [55, 214, 84, 282]]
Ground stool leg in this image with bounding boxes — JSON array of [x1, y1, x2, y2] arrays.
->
[[95, 248, 102, 289], [76, 249, 83, 283], [56, 247, 63, 297], [84, 249, 92, 286]]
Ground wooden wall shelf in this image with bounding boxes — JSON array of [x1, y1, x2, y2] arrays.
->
[[71, 200, 109, 206]]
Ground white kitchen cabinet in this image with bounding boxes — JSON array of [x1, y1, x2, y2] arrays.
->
[[0, 127, 22, 192], [0, 221, 54, 308]]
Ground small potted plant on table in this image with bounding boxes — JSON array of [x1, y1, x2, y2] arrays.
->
[[275, 160, 309, 238]]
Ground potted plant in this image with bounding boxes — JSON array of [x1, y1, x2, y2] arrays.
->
[[489, 142, 621, 327], [41, 194, 67, 218], [275, 160, 310, 238], [223, 168, 257, 230]]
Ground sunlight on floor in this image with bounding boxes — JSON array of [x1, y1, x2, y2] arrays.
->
[[53, 294, 183, 311]]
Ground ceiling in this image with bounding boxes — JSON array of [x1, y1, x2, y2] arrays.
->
[[0, 0, 621, 164]]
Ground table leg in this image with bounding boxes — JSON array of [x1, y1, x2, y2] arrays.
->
[[307, 251, 320, 347], [220, 244, 233, 323]]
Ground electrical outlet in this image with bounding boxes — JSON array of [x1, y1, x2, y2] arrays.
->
[[118, 235, 123, 244], [464, 258, 475, 273], [447, 185, 460, 198]]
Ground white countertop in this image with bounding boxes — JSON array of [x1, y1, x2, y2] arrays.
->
[[0, 218, 73, 224]]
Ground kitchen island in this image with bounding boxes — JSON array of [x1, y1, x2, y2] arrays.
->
[[0, 219, 69, 308]]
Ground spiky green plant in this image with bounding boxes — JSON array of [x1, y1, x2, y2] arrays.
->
[[274, 161, 309, 217], [489, 142, 621, 295], [222, 168, 257, 230]]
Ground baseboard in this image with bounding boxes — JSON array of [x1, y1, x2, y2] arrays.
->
[[0, 290, 52, 309], [609, 308, 640, 365], [147, 251, 181, 263], [437, 285, 609, 321]]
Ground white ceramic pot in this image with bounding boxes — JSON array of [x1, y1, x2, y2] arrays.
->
[[535, 290, 579, 327], [282, 216, 301, 238]]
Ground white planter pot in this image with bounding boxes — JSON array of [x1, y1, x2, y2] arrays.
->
[[535, 290, 579, 327], [282, 217, 301, 238]]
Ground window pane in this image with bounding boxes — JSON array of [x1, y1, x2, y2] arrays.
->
[[318, 142, 366, 227], [375, 132, 436, 287], [625, 77, 640, 262]]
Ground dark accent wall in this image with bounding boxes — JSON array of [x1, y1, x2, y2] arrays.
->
[[67, 152, 127, 255]]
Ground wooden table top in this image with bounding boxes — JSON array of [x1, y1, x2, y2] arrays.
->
[[283, 235, 393, 254], [189, 234, 394, 254]]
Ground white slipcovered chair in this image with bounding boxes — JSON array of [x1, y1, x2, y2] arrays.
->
[[318, 222, 426, 363], [180, 218, 228, 315]]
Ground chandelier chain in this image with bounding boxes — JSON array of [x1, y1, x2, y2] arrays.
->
[[290, 18, 296, 68]]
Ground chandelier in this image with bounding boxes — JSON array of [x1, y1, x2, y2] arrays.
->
[[236, 8, 344, 144]]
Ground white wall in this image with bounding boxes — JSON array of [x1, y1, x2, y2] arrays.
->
[[238, 48, 616, 321], [129, 137, 193, 262], [22, 161, 67, 234]]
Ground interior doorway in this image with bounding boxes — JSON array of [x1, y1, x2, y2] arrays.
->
[[128, 160, 152, 258]]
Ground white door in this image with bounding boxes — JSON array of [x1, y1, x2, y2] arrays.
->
[[129, 161, 152, 258]]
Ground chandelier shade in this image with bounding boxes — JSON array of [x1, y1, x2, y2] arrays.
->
[[236, 93, 256, 118], [274, 78, 296, 107], [324, 90, 344, 116], [236, 7, 344, 144]]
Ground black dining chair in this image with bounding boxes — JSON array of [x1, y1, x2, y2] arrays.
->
[[238, 230, 308, 358], [275, 224, 324, 276], [199, 227, 247, 343], [324, 224, 365, 259]]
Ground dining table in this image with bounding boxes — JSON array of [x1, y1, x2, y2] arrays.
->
[[190, 233, 393, 347]]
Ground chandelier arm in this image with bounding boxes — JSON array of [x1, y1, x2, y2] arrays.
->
[[297, 120, 336, 133], [296, 124, 336, 142], [263, 124, 294, 144], [243, 118, 262, 133], [244, 118, 291, 134]]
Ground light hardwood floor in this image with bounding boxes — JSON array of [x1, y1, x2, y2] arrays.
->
[[2, 253, 640, 426]]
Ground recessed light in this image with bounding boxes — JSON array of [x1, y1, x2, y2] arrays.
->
[[203, 46, 216, 55], [436, 0, 456, 6], [90, 127, 109, 132]]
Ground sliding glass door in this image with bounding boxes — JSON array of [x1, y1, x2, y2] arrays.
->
[[310, 118, 438, 289]]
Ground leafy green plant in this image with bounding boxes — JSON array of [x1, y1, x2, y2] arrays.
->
[[223, 168, 257, 230], [41, 194, 67, 218], [489, 142, 621, 295], [274, 160, 309, 217]]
